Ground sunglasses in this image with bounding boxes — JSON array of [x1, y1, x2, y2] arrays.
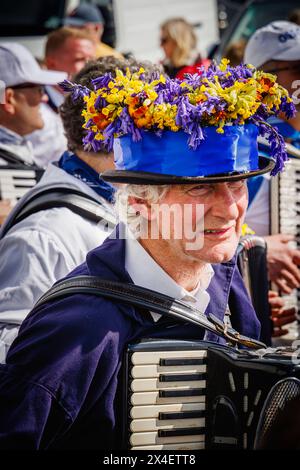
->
[[160, 37, 169, 46], [9, 83, 46, 94], [264, 64, 300, 74]]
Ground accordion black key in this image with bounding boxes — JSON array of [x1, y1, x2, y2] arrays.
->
[[122, 339, 300, 450]]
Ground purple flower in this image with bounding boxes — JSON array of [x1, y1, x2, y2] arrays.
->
[[94, 95, 107, 109], [59, 79, 90, 101], [92, 73, 114, 90], [187, 122, 204, 149], [280, 96, 296, 119], [253, 118, 289, 176]]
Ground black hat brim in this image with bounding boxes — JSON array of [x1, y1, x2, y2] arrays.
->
[[102, 156, 275, 185]]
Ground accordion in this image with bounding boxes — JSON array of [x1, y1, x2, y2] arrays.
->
[[122, 338, 300, 450], [0, 166, 44, 204], [270, 155, 300, 335]]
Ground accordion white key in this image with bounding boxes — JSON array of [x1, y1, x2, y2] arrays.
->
[[121, 339, 300, 450], [0, 167, 44, 204]]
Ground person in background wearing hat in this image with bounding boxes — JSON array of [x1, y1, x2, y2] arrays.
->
[[65, 3, 123, 60], [27, 27, 97, 168], [0, 43, 66, 219], [0, 56, 160, 363], [0, 61, 293, 449], [244, 21, 300, 306]]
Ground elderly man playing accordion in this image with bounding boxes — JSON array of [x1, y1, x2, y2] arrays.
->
[[0, 60, 294, 449]]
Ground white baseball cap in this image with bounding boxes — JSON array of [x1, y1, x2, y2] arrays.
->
[[0, 42, 67, 88], [244, 21, 300, 68]]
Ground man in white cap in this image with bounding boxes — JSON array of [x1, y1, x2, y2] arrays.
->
[[244, 21, 300, 304], [27, 27, 97, 167], [0, 43, 66, 219], [0, 42, 66, 162]]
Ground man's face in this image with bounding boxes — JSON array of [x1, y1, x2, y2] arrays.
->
[[10, 85, 46, 135], [47, 37, 96, 78], [150, 180, 248, 265]]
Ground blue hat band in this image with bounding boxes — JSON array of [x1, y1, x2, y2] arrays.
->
[[113, 124, 259, 177]]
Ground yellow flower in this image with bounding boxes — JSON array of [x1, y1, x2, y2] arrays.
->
[[219, 58, 230, 72], [241, 223, 255, 236]]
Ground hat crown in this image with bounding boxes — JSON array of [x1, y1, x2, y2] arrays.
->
[[244, 20, 300, 68], [0, 42, 67, 88], [0, 42, 40, 87], [61, 60, 295, 178], [66, 3, 104, 25]]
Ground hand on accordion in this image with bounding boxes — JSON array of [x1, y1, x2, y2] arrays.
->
[[264, 234, 300, 294], [268, 290, 297, 337], [0, 199, 13, 226]]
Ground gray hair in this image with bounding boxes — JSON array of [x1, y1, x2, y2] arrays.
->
[[114, 184, 170, 232]]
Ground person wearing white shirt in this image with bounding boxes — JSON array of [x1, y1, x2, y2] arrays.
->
[[0, 43, 66, 222], [26, 27, 97, 167]]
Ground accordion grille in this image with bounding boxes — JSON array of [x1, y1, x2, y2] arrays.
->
[[255, 377, 300, 447]]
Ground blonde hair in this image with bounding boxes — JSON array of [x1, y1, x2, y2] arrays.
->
[[115, 184, 170, 231], [161, 18, 197, 67], [46, 27, 94, 57]]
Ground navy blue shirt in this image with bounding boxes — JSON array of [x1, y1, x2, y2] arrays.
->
[[0, 231, 260, 449]]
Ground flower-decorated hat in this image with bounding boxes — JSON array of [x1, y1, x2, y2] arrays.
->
[[60, 59, 295, 184]]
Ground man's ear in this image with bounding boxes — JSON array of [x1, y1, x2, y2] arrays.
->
[[45, 56, 56, 71], [95, 23, 104, 38], [1, 88, 16, 115]]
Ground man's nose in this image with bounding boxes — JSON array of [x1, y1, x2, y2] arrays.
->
[[211, 185, 239, 219]]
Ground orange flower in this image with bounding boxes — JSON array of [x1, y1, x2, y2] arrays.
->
[[259, 77, 273, 93], [135, 115, 152, 128], [93, 114, 110, 130]]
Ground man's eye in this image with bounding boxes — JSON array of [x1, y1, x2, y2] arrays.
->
[[228, 181, 246, 190], [186, 186, 211, 196]]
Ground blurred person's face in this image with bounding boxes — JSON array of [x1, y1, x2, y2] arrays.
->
[[160, 30, 176, 61], [46, 37, 96, 78], [263, 60, 300, 111], [2, 84, 47, 135]]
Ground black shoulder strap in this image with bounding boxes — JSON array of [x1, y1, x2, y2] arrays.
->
[[1, 187, 116, 237], [34, 275, 265, 349], [0, 148, 37, 168]]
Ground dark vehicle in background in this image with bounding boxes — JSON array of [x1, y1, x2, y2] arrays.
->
[[0, 0, 116, 58], [212, 0, 299, 61]]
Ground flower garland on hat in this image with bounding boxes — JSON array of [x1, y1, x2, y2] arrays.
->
[[60, 59, 296, 176]]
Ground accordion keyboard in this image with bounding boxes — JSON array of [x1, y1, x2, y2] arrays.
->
[[271, 157, 300, 323], [127, 347, 207, 450], [0, 168, 42, 204]]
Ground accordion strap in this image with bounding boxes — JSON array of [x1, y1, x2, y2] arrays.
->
[[0, 148, 38, 168], [35, 275, 265, 349], [1, 187, 116, 238]]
